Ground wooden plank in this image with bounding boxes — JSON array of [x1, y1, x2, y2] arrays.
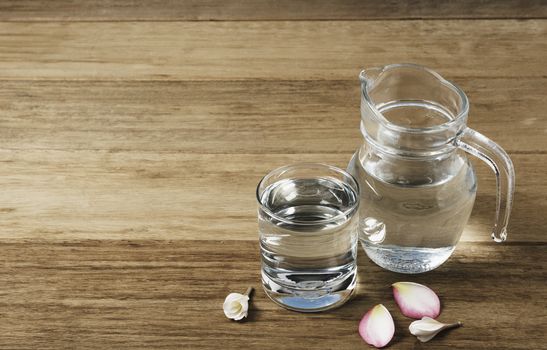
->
[[0, 240, 544, 349], [0, 0, 545, 21], [0, 20, 545, 80], [0, 79, 545, 153], [0, 150, 542, 242]]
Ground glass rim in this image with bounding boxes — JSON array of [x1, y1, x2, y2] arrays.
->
[[255, 162, 359, 226], [360, 63, 470, 134]]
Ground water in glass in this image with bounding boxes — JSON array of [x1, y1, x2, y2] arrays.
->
[[258, 166, 359, 312]]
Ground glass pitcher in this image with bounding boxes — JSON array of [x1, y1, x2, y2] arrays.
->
[[347, 64, 515, 274]]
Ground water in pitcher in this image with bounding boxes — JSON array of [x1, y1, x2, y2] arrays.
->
[[348, 146, 477, 274], [259, 177, 358, 310], [348, 100, 478, 273]]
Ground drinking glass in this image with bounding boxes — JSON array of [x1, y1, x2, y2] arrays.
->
[[257, 163, 359, 312]]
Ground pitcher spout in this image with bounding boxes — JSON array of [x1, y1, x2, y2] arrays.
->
[[359, 67, 384, 89]]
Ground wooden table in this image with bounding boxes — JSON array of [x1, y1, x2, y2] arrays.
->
[[0, 1, 545, 349]]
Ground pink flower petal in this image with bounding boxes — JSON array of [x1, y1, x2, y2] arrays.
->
[[358, 304, 395, 348], [392, 282, 440, 319]]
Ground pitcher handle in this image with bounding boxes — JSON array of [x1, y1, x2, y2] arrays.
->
[[455, 128, 515, 242]]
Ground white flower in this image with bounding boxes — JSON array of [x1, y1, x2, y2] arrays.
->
[[223, 288, 252, 321], [409, 317, 462, 342]]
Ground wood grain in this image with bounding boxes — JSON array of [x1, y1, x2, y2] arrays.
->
[[0, 79, 545, 153], [0, 20, 545, 80], [0, 150, 542, 243], [0, 1, 545, 348], [0, 0, 545, 21], [0, 240, 544, 349]]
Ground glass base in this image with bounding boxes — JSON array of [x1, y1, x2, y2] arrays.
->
[[261, 269, 357, 312]]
